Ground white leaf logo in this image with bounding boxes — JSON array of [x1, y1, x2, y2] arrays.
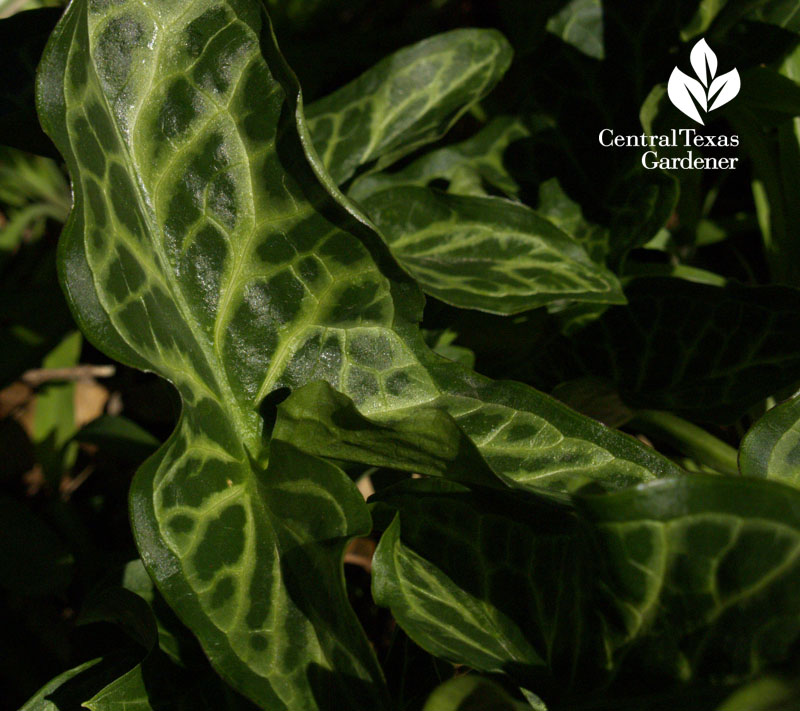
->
[[690, 38, 717, 87], [668, 39, 740, 124]]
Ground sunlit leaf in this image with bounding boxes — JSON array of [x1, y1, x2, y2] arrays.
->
[[307, 29, 513, 185], [37, 1, 683, 706], [274, 380, 503, 490], [362, 187, 625, 315], [348, 116, 530, 202]]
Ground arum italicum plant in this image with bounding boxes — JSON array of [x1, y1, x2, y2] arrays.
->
[[4, 0, 800, 709]]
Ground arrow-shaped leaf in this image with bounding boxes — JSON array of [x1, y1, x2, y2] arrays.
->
[[307, 29, 513, 185], [37, 1, 681, 706], [361, 187, 626, 315]]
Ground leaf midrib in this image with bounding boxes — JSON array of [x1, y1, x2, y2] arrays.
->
[[84, 3, 259, 446]]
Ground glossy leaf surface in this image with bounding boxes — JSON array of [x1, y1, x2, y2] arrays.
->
[[740, 392, 800, 486], [307, 29, 513, 185], [38, 0, 682, 706], [274, 380, 502, 490], [348, 116, 530, 201], [38, 0, 680, 491], [362, 188, 625, 315]]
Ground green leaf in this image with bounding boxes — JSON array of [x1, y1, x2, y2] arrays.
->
[[361, 188, 625, 315], [736, 67, 800, 127], [274, 380, 503, 490], [546, 0, 604, 60], [740, 392, 800, 486], [422, 676, 536, 711], [629, 410, 739, 477], [38, 0, 681, 487], [621, 262, 728, 287], [606, 167, 679, 260], [133, 436, 387, 709], [348, 116, 530, 202], [371, 479, 598, 689], [0, 494, 74, 596], [307, 29, 513, 185], [0, 147, 70, 260], [535, 178, 609, 264], [0, 1, 62, 18], [85, 650, 257, 711], [749, 0, 800, 33], [32, 330, 82, 483], [577, 475, 800, 686], [78, 584, 158, 653], [529, 278, 800, 423], [375, 475, 800, 702], [277, 370, 672, 492], [424, 328, 476, 369], [118, 559, 202, 668], [74, 416, 159, 464], [682, 0, 727, 38], [727, 52, 800, 286], [19, 657, 138, 711], [717, 675, 800, 711], [38, 1, 681, 705]]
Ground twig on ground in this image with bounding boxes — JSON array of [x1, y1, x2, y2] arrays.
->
[[21, 365, 116, 386]]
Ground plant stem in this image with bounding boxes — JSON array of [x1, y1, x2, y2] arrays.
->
[[630, 410, 739, 476]]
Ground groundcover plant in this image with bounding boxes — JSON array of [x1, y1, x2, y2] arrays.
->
[[4, 0, 800, 709]]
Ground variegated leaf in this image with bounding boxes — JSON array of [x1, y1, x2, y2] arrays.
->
[[348, 116, 530, 202], [38, 0, 680, 707], [306, 29, 513, 185], [740, 391, 800, 487], [361, 187, 625, 314], [373, 476, 800, 704]]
